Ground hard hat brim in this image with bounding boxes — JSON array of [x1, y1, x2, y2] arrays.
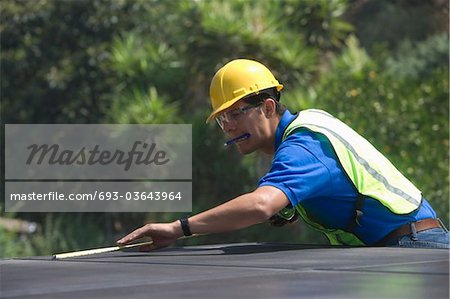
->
[[206, 84, 283, 123]]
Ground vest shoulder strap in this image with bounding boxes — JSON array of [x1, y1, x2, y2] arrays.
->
[[283, 109, 422, 215]]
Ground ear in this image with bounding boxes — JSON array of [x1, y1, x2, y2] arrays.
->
[[263, 99, 276, 118]]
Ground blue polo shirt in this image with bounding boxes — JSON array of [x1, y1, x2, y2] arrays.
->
[[258, 110, 436, 245]]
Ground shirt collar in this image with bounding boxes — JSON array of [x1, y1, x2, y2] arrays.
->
[[274, 109, 297, 151]]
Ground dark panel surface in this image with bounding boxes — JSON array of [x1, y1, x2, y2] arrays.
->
[[1, 243, 448, 299]]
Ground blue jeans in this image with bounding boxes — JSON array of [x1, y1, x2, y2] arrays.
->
[[387, 228, 450, 249]]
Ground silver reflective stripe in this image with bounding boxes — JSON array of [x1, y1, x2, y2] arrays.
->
[[299, 117, 421, 206]]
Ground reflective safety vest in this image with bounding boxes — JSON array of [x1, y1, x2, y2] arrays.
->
[[279, 109, 422, 245]]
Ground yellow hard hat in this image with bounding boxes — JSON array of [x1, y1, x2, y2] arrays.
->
[[206, 59, 283, 122]]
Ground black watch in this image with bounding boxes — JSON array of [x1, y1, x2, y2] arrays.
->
[[179, 216, 192, 236]]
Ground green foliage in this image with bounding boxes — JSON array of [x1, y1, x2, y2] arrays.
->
[[385, 33, 449, 80], [1, 0, 448, 257], [110, 33, 187, 101], [0, 212, 113, 258], [107, 87, 181, 124], [0, 227, 35, 258], [278, 0, 353, 50], [348, 0, 447, 51], [2, 0, 118, 123]]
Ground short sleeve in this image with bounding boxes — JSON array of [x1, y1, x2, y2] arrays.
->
[[258, 133, 333, 208]]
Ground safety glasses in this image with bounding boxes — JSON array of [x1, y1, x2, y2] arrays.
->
[[215, 103, 262, 129]]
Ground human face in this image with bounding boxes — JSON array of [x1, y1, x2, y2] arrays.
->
[[216, 101, 273, 155]]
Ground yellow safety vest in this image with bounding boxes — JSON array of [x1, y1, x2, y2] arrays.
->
[[279, 109, 422, 245]]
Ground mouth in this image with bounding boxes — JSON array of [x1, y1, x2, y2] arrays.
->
[[224, 133, 251, 147]]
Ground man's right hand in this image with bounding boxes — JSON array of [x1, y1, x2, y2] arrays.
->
[[116, 221, 183, 251]]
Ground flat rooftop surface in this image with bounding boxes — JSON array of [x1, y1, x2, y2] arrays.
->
[[1, 243, 449, 299]]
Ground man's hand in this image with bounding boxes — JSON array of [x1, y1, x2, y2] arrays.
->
[[116, 186, 290, 251], [116, 221, 183, 251]]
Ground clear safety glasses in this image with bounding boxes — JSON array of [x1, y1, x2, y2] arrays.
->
[[215, 103, 262, 129]]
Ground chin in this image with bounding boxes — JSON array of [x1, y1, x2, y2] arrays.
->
[[236, 144, 256, 155]]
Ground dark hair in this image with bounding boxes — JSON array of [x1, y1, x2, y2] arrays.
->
[[242, 87, 286, 116]]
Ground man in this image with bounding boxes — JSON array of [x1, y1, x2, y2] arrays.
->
[[118, 59, 449, 250]]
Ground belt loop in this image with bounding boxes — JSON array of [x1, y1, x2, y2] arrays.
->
[[410, 222, 418, 241], [438, 218, 449, 233]]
